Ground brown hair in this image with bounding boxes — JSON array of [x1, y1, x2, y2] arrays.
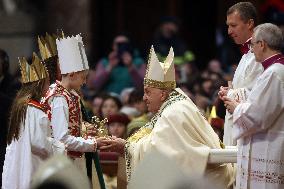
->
[[7, 79, 47, 144], [43, 56, 58, 84], [227, 2, 257, 25]]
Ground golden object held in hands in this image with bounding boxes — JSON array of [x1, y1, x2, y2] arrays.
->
[[91, 116, 109, 137]]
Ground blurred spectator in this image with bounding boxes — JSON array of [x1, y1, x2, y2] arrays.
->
[[0, 49, 21, 96], [31, 155, 91, 189], [152, 16, 195, 65], [152, 16, 196, 86], [0, 49, 12, 94], [126, 89, 150, 137], [100, 95, 122, 119], [91, 93, 106, 118], [194, 94, 210, 114], [89, 34, 145, 94], [179, 62, 200, 86], [120, 87, 134, 105], [209, 72, 227, 92], [207, 59, 223, 74], [120, 88, 140, 119], [107, 113, 130, 139], [128, 89, 147, 116], [177, 83, 194, 101], [0, 49, 20, 186], [200, 79, 214, 99]]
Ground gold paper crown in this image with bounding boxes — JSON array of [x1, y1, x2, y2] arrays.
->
[[38, 30, 65, 60], [19, 52, 48, 83]]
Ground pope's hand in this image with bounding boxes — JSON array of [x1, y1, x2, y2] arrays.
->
[[99, 138, 126, 155], [96, 137, 112, 148]]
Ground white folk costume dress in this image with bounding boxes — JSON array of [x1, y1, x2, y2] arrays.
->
[[2, 101, 64, 189], [124, 46, 234, 188], [223, 39, 264, 146], [2, 54, 64, 189], [233, 54, 284, 189]]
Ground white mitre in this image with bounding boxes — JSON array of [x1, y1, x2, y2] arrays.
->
[[144, 45, 176, 89], [56, 34, 89, 74]]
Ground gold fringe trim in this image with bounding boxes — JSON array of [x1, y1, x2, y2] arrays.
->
[[144, 78, 176, 90]]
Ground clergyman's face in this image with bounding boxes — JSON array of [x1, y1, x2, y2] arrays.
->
[[250, 33, 263, 62], [226, 11, 253, 44], [143, 86, 165, 113]]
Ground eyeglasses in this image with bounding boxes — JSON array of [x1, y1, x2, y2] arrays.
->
[[249, 40, 261, 49]]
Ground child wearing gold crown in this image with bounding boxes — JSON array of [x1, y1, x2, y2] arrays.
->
[[41, 34, 108, 176], [2, 53, 65, 189], [38, 32, 64, 85]]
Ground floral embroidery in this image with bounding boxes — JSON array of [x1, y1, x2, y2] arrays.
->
[[240, 168, 284, 184], [252, 158, 284, 166], [239, 155, 284, 166]]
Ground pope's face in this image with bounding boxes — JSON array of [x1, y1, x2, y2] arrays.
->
[[143, 86, 166, 114], [226, 11, 254, 45]]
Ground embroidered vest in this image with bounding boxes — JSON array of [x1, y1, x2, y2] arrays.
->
[[42, 81, 83, 157]]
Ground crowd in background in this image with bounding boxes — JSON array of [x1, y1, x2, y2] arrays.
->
[[1, 3, 284, 188], [1, 11, 284, 142]]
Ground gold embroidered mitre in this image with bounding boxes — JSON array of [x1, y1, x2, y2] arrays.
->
[[19, 52, 48, 83], [144, 46, 176, 90]]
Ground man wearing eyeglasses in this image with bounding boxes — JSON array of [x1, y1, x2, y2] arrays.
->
[[223, 23, 284, 189], [218, 2, 263, 147]]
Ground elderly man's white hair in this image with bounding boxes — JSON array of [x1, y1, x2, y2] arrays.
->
[[254, 23, 283, 51]]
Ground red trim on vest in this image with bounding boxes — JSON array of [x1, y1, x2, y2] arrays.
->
[[28, 99, 45, 111]]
